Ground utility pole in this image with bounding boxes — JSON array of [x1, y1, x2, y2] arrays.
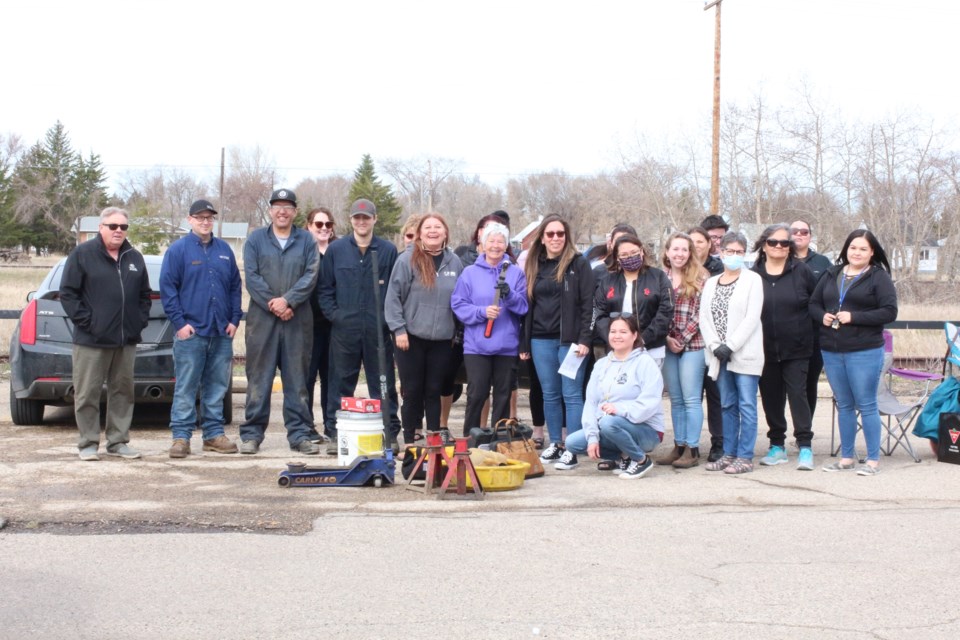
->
[[705, 0, 723, 215], [218, 147, 225, 237]]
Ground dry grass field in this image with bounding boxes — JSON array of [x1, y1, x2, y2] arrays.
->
[[0, 259, 955, 372]]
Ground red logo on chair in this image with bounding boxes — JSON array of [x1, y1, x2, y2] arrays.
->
[[949, 429, 960, 445]]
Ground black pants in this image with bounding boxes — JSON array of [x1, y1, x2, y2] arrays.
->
[[703, 372, 723, 446], [306, 320, 332, 436], [394, 334, 454, 438], [759, 357, 813, 448], [527, 357, 545, 427], [806, 347, 824, 417], [326, 327, 401, 438], [463, 354, 516, 435]]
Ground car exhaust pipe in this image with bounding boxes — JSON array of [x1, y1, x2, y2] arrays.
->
[[146, 386, 164, 399], [64, 386, 75, 400]]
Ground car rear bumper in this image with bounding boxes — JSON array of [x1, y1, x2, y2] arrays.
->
[[14, 378, 177, 405]]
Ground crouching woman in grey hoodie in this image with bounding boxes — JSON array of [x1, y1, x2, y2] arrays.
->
[[563, 314, 665, 479]]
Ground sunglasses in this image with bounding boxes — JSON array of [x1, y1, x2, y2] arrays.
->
[[765, 239, 792, 248], [313, 220, 334, 229], [610, 312, 634, 319], [101, 223, 129, 231], [543, 230, 566, 239], [404, 233, 415, 240], [790, 228, 811, 236]]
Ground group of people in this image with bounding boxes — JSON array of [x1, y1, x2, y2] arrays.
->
[[59, 197, 898, 478]]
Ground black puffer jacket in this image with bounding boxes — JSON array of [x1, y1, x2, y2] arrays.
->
[[752, 258, 816, 362], [59, 236, 151, 347]]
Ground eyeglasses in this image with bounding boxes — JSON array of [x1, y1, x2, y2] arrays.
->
[[192, 216, 215, 223], [313, 220, 334, 229], [708, 234, 724, 242], [544, 230, 566, 239], [722, 249, 746, 256], [790, 228, 811, 236], [101, 223, 129, 231], [765, 239, 792, 248], [271, 205, 295, 212], [610, 312, 634, 319], [404, 233, 415, 240]]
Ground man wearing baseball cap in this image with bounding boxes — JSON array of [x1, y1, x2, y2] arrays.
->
[[239, 188, 321, 455], [160, 199, 243, 458], [318, 198, 402, 453]]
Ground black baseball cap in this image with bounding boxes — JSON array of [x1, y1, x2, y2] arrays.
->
[[189, 199, 218, 216], [269, 189, 297, 205]]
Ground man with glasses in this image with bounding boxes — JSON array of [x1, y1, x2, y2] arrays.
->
[[239, 189, 320, 455], [698, 215, 729, 461], [160, 199, 243, 459], [700, 214, 728, 277], [60, 207, 151, 461], [319, 198, 401, 454], [790, 219, 833, 419]]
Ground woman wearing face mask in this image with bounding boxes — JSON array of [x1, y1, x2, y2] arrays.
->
[[518, 214, 595, 469], [305, 207, 336, 445], [593, 235, 673, 367], [657, 232, 708, 468], [386, 214, 463, 444], [810, 229, 897, 476], [700, 231, 765, 474], [751, 224, 817, 471]]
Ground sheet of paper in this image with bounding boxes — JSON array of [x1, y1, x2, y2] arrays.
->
[[558, 344, 587, 379]]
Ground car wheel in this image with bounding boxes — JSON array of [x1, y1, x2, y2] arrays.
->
[[10, 385, 44, 425]]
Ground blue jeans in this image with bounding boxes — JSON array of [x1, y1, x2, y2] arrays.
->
[[662, 349, 706, 447], [531, 338, 586, 443], [565, 415, 662, 462], [170, 334, 233, 440], [821, 347, 884, 461], [716, 363, 760, 460]]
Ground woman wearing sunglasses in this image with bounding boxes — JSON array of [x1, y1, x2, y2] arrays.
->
[[304, 207, 337, 446], [593, 235, 673, 368], [751, 224, 817, 470], [400, 214, 423, 251], [518, 215, 595, 469], [700, 231, 764, 474], [386, 214, 464, 444]]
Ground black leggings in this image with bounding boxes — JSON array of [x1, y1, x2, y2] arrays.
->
[[463, 354, 516, 435], [394, 334, 454, 438]]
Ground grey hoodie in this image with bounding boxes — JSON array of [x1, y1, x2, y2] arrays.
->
[[385, 248, 463, 341], [581, 347, 665, 443]]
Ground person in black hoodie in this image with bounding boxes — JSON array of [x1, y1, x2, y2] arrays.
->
[[810, 229, 898, 476], [751, 224, 817, 471], [519, 215, 595, 470], [60, 207, 151, 461], [593, 235, 673, 367], [690, 226, 724, 461]]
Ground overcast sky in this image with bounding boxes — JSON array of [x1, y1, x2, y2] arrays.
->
[[4, 0, 957, 192]]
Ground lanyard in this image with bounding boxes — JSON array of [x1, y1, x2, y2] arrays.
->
[[837, 268, 866, 309]]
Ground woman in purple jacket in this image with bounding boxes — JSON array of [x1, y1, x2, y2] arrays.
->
[[451, 223, 528, 435]]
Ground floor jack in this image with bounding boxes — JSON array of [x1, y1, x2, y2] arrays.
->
[[406, 432, 484, 500], [277, 451, 396, 488]]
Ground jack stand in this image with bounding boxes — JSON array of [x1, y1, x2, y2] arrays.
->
[[438, 437, 484, 500], [405, 431, 450, 494]]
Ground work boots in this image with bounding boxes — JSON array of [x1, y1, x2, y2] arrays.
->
[[655, 443, 685, 465], [672, 446, 700, 469]]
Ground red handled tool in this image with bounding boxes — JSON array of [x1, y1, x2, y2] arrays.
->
[[484, 262, 510, 338]]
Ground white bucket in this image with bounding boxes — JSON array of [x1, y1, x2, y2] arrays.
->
[[336, 410, 385, 466]]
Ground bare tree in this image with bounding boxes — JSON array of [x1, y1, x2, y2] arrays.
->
[[380, 155, 462, 214], [222, 145, 278, 227]]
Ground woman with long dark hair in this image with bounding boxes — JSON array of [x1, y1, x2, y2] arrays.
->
[[386, 214, 463, 443], [810, 229, 898, 475], [593, 235, 673, 367], [305, 207, 336, 446], [751, 224, 817, 470], [518, 214, 594, 470]]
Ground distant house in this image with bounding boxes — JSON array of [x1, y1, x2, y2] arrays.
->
[[512, 216, 543, 252], [74, 216, 249, 254], [74, 217, 101, 244], [892, 241, 941, 274]]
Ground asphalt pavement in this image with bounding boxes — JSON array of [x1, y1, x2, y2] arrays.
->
[[1, 381, 959, 639]]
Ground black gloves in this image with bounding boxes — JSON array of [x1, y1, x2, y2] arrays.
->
[[496, 281, 511, 299], [713, 344, 733, 362]]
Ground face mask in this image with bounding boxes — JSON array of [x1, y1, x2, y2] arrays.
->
[[619, 255, 644, 272], [722, 254, 745, 271]]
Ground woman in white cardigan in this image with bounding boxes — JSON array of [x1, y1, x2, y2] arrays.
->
[[699, 231, 765, 474]]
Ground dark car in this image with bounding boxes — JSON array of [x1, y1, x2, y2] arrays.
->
[[8, 256, 232, 426]]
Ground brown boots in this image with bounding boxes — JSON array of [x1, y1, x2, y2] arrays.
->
[[655, 444, 685, 465], [672, 447, 700, 468]]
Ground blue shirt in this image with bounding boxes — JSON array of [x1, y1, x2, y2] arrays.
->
[[160, 232, 243, 337]]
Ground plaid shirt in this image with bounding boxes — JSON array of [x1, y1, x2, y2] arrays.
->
[[669, 284, 705, 352]]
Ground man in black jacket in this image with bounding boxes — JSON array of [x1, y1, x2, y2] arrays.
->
[[60, 207, 151, 461], [699, 214, 729, 460]]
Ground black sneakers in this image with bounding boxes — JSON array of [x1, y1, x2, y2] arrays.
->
[[540, 442, 564, 462], [620, 456, 653, 480], [554, 450, 579, 470]]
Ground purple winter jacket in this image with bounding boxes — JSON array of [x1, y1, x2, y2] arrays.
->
[[451, 254, 528, 356]]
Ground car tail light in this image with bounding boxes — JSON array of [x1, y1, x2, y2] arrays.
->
[[19, 299, 38, 345], [150, 293, 161, 300]]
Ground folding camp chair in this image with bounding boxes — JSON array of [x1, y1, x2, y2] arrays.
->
[[944, 322, 960, 378], [830, 330, 941, 462]]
